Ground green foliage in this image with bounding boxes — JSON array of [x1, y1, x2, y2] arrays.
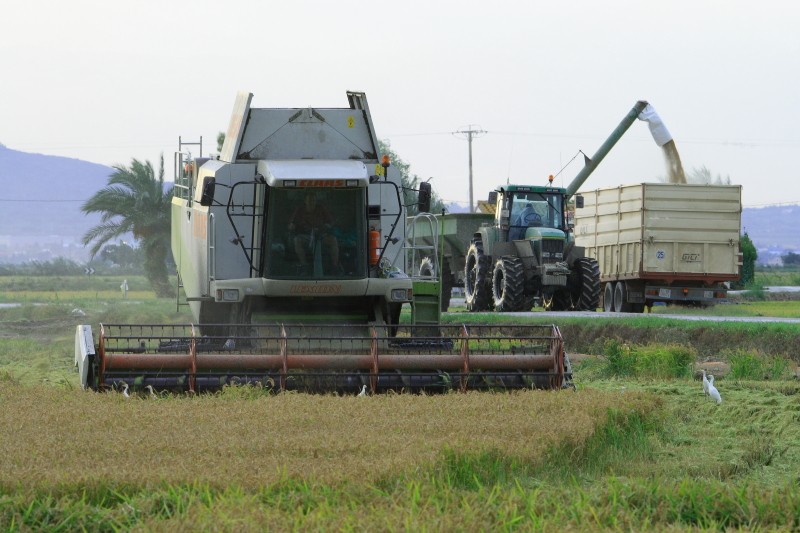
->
[[726, 349, 792, 380], [687, 165, 732, 185], [599, 339, 695, 378], [0, 258, 84, 276], [378, 139, 445, 215], [735, 231, 758, 288], [100, 242, 143, 270], [81, 155, 175, 297], [782, 251, 800, 266]]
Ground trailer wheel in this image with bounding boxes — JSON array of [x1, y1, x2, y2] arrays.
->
[[492, 256, 526, 311], [613, 281, 633, 313], [603, 283, 614, 312], [574, 257, 601, 311], [465, 240, 492, 311]]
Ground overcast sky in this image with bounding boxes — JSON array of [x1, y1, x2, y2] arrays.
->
[[2, 0, 798, 208]]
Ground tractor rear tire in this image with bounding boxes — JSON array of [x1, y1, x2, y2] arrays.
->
[[574, 257, 601, 311], [492, 256, 526, 312], [465, 240, 492, 312]]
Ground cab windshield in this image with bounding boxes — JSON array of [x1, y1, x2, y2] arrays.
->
[[508, 192, 564, 240], [263, 187, 366, 279]]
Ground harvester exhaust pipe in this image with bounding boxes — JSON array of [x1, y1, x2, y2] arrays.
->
[[565, 100, 649, 199]]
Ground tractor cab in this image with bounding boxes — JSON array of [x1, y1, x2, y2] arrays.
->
[[498, 186, 568, 242]]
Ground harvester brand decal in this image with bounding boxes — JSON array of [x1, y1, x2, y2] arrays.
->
[[374, 164, 384, 177], [289, 284, 342, 295], [347, 116, 355, 128], [299, 179, 346, 187], [192, 212, 207, 239], [682, 253, 701, 262], [656, 249, 666, 260]]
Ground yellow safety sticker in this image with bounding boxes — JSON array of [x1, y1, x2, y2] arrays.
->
[[347, 116, 355, 128], [374, 164, 384, 177]]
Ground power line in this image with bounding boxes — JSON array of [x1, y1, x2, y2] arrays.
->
[[0, 198, 86, 203]]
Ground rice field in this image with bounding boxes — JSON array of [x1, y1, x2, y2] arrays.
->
[[2, 276, 800, 529]]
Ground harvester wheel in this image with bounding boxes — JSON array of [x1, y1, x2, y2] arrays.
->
[[492, 256, 526, 312], [573, 257, 601, 311], [464, 240, 492, 311]]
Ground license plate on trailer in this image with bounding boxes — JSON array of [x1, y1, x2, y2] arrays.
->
[[659, 288, 671, 298]]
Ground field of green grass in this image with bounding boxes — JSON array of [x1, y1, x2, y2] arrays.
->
[[2, 275, 800, 529]]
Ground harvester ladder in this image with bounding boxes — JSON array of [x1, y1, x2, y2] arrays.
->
[[404, 213, 442, 326], [404, 213, 440, 279]]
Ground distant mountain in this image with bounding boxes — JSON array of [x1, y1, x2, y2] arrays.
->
[[0, 146, 797, 264], [741, 205, 800, 263], [0, 146, 113, 262]]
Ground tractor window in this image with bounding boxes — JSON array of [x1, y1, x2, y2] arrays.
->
[[263, 187, 366, 279], [508, 192, 564, 239]]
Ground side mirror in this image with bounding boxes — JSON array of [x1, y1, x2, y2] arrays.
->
[[199, 177, 216, 207], [575, 195, 584, 209], [418, 181, 432, 213], [487, 191, 498, 205]]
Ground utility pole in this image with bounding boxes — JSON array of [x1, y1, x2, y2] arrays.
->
[[453, 125, 486, 213]]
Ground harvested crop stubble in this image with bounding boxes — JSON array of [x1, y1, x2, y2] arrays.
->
[[0, 383, 658, 490]]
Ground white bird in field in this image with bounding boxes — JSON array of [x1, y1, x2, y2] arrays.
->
[[702, 369, 710, 396], [357, 384, 367, 397], [120, 382, 130, 398], [708, 375, 722, 404], [145, 385, 157, 399]]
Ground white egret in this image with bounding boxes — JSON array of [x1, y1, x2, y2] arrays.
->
[[121, 382, 130, 398], [145, 385, 157, 399], [708, 375, 722, 404], [702, 369, 710, 395], [357, 384, 367, 397]]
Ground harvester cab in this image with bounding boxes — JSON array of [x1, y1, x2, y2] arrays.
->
[[75, 92, 574, 395]]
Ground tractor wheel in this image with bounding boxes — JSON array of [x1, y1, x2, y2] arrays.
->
[[464, 240, 492, 311], [552, 290, 575, 311], [573, 257, 601, 311], [441, 257, 453, 311], [419, 257, 453, 311], [492, 256, 526, 312], [419, 256, 435, 279]]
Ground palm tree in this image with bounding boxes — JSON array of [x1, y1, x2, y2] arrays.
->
[[82, 155, 175, 297]]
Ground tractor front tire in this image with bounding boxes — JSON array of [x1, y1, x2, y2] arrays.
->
[[492, 256, 526, 312], [573, 257, 601, 311]]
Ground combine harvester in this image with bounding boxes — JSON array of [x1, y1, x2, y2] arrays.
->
[[76, 91, 570, 394]]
